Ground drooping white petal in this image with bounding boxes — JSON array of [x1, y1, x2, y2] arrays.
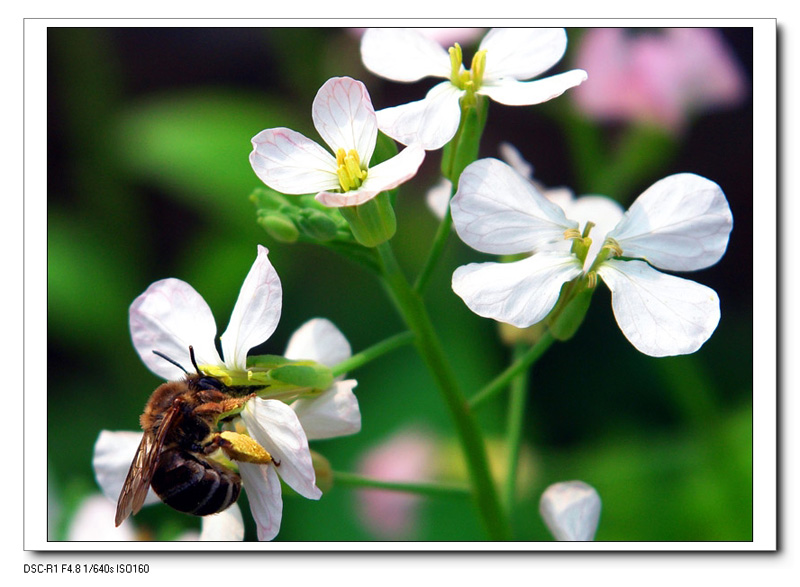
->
[[240, 398, 322, 500], [93, 431, 161, 508], [606, 173, 733, 271], [480, 27, 569, 81], [360, 28, 452, 82], [597, 259, 721, 357], [198, 503, 244, 541], [239, 463, 283, 541], [479, 69, 588, 106], [67, 494, 138, 541], [375, 81, 463, 150], [315, 144, 425, 207], [452, 252, 582, 328], [292, 380, 361, 440], [451, 158, 577, 255], [539, 480, 602, 541], [249, 127, 340, 195], [284, 318, 352, 368], [220, 246, 282, 371], [129, 279, 223, 380], [312, 77, 377, 162]]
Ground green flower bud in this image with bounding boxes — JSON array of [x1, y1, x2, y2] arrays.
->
[[257, 212, 300, 243], [296, 208, 340, 242]]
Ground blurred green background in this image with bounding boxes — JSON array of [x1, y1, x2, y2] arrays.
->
[[47, 27, 754, 542]]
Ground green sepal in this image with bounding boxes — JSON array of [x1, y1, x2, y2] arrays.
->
[[442, 95, 489, 183], [269, 363, 334, 392], [546, 287, 594, 341], [339, 191, 397, 247]]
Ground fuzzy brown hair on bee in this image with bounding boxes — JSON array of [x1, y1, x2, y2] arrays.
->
[[115, 347, 275, 527]]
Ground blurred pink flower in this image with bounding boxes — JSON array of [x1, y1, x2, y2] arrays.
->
[[572, 28, 747, 133], [356, 428, 436, 539], [348, 27, 485, 47]]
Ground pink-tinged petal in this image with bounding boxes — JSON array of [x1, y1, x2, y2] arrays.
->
[[93, 431, 161, 508], [220, 246, 282, 371], [452, 252, 582, 328], [375, 82, 463, 150], [241, 398, 322, 500], [129, 279, 222, 380], [239, 463, 282, 541], [198, 503, 244, 541], [312, 77, 377, 161], [597, 259, 721, 357], [284, 318, 352, 367], [451, 158, 577, 255], [315, 145, 425, 208], [480, 28, 568, 81], [539, 481, 602, 541], [606, 173, 733, 271], [361, 28, 452, 82], [292, 380, 361, 440], [480, 69, 588, 106], [249, 127, 339, 195]]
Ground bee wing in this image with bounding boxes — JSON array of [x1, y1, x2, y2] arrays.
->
[[114, 402, 180, 526]]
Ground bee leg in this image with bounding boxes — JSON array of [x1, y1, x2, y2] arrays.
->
[[216, 430, 278, 466]]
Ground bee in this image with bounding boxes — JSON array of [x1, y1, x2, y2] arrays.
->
[[115, 347, 276, 527]]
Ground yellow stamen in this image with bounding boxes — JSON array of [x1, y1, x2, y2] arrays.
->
[[335, 148, 367, 192], [218, 430, 276, 465]]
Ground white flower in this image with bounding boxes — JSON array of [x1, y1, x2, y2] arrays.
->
[[539, 481, 602, 541], [360, 28, 588, 150], [249, 76, 425, 208], [94, 246, 360, 541], [450, 159, 733, 357]]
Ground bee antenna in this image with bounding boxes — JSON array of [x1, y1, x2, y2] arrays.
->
[[188, 345, 205, 375], [152, 350, 189, 375]]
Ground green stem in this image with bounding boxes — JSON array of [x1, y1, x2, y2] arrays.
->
[[413, 188, 455, 294], [470, 332, 555, 409], [331, 331, 415, 378], [502, 343, 531, 511], [333, 471, 470, 499], [375, 241, 511, 540]]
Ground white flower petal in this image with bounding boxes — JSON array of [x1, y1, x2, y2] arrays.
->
[[220, 246, 282, 371], [361, 28, 451, 82], [92, 431, 160, 508], [67, 495, 138, 541], [292, 380, 361, 440], [315, 144, 425, 208], [451, 158, 577, 255], [239, 463, 283, 541], [497, 142, 534, 179], [452, 252, 582, 328], [129, 279, 222, 380], [597, 259, 721, 357], [198, 503, 244, 541], [606, 173, 733, 271], [539, 480, 601, 541], [249, 127, 340, 195], [284, 318, 352, 367], [426, 177, 453, 220], [480, 69, 588, 106], [241, 398, 322, 500], [375, 82, 463, 150], [480, 27, 569, 81], [312, 77, 377, 161]]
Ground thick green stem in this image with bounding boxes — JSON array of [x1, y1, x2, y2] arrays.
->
[[376, 241, 511, 540], [331, 331, 415, 378], [333, 471, 470, 499], [470, 332, 555, 409]]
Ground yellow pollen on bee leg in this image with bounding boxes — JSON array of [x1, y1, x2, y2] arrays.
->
[[218, 430, 275, 465]]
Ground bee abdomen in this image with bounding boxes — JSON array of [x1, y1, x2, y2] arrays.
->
[[151, 450, 242, 516]]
